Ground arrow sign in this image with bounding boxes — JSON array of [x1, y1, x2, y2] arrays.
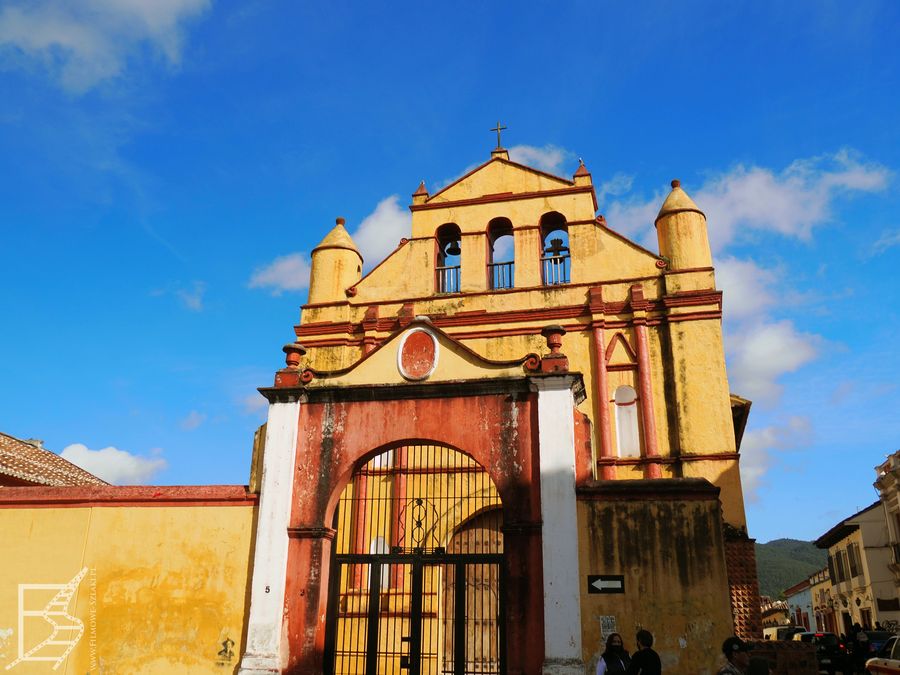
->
[[587, 575, 625, 594]]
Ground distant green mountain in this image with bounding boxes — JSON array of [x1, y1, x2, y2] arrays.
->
[[756, 538, 828, 599]]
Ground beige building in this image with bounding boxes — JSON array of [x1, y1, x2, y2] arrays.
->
[[874, 450, 900, 629], [809, 567, 834, 633], [816, 502, 900, 632]]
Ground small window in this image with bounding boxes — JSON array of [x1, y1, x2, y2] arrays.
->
[[614, 385, 641, 458], [436, 223, 461, 294], [540, 212, 570, 286], [847, 543, 860, 578], [487, 217, 514, 290], [835, 550, 847, 582]]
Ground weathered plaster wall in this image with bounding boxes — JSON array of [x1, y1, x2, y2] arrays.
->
[[0, 488, 255, 675], [577, 480, 734, 675]]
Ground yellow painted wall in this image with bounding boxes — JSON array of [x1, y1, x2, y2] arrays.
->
[[578, 494, 734, 675], [0, 504, 255, 674], [302, 153, 749, 530]]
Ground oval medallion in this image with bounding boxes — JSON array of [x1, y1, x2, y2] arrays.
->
[[398, 328, 438, 381]]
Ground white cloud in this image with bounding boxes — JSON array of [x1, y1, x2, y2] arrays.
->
[[698, 150, 889, 252], [249, 252, 311, 295], [726, 320, 819, 405], [351, 195, 411, 271], [60, 443, 166, 485], [598, 172, 634, 202], [0, 0, 210, 92], [871, 230, 900, 256], [715, 256, 777, 321], [604, 192, 664, 242], [604, 150, 889, 250], [715, 257, 821, 406], [176, 280, 205, 311], [508, 144, 574, 175], [179, 409, 205, 430], [739, 416, 812, 500]]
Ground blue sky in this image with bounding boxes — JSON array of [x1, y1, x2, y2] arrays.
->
[[0, 1, 898, 543]]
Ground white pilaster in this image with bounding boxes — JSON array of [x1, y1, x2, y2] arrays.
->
[[533, 376, 585, 675], [239, 398, 301, 675]]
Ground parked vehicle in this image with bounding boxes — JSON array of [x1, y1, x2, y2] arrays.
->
[[866, 635, 900, 673], [859, 631, 896, 658], [766, 625, 806, 641], [792, 631, 850, 674], [763, 625, 806, 641]]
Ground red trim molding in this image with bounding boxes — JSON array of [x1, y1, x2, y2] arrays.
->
[[296, 313, 725, 349], [412, 186, 596, 211], [298, 290, 722, 335], [0, 485, 258, 508]]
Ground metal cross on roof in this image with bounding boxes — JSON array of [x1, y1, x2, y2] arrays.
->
[[490, 121, 507, 149]]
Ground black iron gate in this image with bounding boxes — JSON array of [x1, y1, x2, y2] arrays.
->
[[324, 444, 506, 675]]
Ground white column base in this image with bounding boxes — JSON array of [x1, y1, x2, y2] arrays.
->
[[542, 657, 586, 675], [237, 654, 281, 675]]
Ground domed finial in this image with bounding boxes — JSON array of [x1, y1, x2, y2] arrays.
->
[[336, 217, 346, 226], [671, 179, 681, 189]]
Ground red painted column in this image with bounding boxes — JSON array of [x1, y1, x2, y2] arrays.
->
[[591, 323, 616, 480], [390, 446, 408, 587], [351, 472, 368, 587], [502, 521, 545, 675], [634, 320, 661, 478], [284, 527, 336, 673]]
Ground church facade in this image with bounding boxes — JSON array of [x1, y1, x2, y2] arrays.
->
[[239, 144, 761, 674], [0, 143, 760, 675]]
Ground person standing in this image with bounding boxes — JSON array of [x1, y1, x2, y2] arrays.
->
[[717, 636, 751, 675], [626, 629, 661, 675], [597, 632, 631, 675]]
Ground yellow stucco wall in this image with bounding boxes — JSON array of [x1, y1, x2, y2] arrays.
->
[[301, 153, 749, 529], [578, 492, 734, 675], [0, 504, 255, 674]]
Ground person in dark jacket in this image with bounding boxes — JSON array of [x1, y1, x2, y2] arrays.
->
[[626, 629, 661, 675], [597, 632, 631, 675]]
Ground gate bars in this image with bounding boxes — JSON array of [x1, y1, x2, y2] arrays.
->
[[324, 444, 506, 675]]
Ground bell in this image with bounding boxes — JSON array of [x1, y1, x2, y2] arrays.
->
[[445, 240, 461, 256], [545, 237, 568, 255]]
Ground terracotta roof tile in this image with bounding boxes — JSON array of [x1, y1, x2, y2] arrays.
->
[[0, 432, 108, 487]]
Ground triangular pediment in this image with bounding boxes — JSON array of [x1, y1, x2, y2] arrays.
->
[[302, 319, 537, 388], [606, 332, 637, 367], [427, 158, 574, 205]]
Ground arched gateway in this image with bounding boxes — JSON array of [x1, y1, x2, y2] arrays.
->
[[325, 443, 505, 675], [239, 320, 591, 675]]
